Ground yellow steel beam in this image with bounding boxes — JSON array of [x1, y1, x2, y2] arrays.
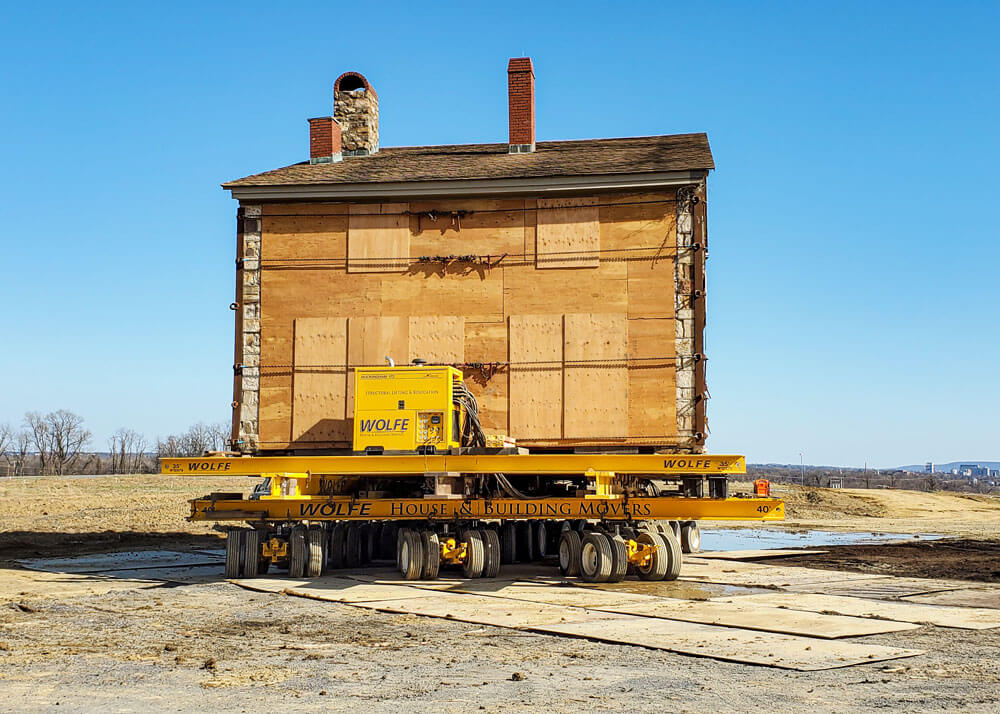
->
[[163, 453, 746, 477], [188, 495, 782, 522]]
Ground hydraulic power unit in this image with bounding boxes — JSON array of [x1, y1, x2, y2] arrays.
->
[[352, 365, 463, 453]]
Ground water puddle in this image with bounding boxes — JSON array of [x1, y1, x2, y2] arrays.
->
[[701, 528, 943, 552]]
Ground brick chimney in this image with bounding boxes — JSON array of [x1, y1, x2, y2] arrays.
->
[[507, 57, 535, 153], [308, 117, 342, 164], [334, 71, 379, 156]]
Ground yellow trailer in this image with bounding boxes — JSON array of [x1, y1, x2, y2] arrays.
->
[[166, 365, 782, 582]]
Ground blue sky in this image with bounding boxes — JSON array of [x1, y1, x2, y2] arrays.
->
[[0, 1, 996, 467]]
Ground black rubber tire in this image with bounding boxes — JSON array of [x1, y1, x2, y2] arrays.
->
[[345, 523, 362, 568], [607, 534, 628, 583], [680, 521, 701, 554], [240, 529, 261, 578], [307, 526, 325, 577], [517, 521, 534, 562], [329, 523, 347, 569], [379, 524, 398, 561], [367, 523, 382, 562], [635, 531, 668, 581], [535, 521, 548, 559], [225, 529, 244, 579], [462, 529, 486, 578], [357, 523, 372, 565], [421, 531, 441, 580], [398, 529, 424, 580], [288, 526, 307, 578], [500, 522, 517, 564], [558, 529, 582, 576], [580, 532, 613, 583], [669, 520, 682, 540], [257, 556, 270, 575], [660, 527, 683, 580], [482, 528, 501, 578]]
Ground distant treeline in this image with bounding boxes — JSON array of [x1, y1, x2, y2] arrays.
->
[[749, 464, 998, 494], [0, 411, 229, 476]]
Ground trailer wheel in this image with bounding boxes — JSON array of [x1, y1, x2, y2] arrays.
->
[[669, 520, 681, 540], [482, 528, 501, 578], [660, 526, 683, 580], [240, 529, 262, 578], [680, 521, 701, 554], [288, 526, 307, 578], [329, 523, 347, 569], [366, 523, 381, 562], [357, 523, 372, 565], [500, 522, 517, 564], [580, 532, 613, 583], [420, 531, 440, 580], [607, 534, 628, 583], [398, 529, 424, 580], [307, 526, 325, 577], [534, 521, 549, 559], [517, 522, 535, 562], [225, 529, 245, 578], [558, 529, 582, 577], [462, 529, 486, 578], [633, 531, 666, 581], [379, 524, 398, 561], [345, 523, 362, 568]]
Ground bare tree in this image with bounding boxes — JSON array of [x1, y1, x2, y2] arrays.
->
[[25, 410, 91, 475], [108, 428, 147, 474], [11, 429, 30, 476], [157, 421, 230, 459], [208, 421, 231, 452], [24, 412, 49, 474]]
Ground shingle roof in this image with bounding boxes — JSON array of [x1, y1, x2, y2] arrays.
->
[[223, 133, 713, 188]]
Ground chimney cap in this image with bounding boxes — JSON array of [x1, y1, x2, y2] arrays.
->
[[334, 71, 378, 99], [507, 57, 534, 73]]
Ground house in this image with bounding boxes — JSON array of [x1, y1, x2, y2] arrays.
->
[[223, 59, 714, 455]]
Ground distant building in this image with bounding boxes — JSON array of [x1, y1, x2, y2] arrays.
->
[[958, 464, 990, 478], [924, 462, 934, 473]]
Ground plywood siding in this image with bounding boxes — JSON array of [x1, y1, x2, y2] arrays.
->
[[347, 203, 409, 273], [508, 315, 563, 438], [536, 197, 600, 269], [253, 191, 688, 451], [563, 314, 628, 438], [292, 317, 349, 444]]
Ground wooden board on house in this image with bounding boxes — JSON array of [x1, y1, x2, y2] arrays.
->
[[291, 317, 349, 444], [347, 203, 410, 273], [535, 197, 600, 269], [408, 316, 464, 363], [563, 313, 627, 438], [627, 318, 677, 437], [508, 315, 563, 439], [463, 320, 509, 434]]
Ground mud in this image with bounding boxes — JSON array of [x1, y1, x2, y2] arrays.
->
[[774, 539, 1000, 583]]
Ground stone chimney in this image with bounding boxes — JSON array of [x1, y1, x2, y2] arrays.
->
[[308, 116, 342, 164], [334, 71, 379, 156], [507, 57, 535, 153]]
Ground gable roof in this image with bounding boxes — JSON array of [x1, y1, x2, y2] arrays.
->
[[223, 134, 713, 192]]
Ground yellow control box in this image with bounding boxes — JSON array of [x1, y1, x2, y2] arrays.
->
[[352, 366, 463, 452]]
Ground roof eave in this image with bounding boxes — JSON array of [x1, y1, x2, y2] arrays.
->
[[225, 170, 710, 202]]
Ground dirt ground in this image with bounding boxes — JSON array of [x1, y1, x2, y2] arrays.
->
[[1, 475, 999, 712]]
